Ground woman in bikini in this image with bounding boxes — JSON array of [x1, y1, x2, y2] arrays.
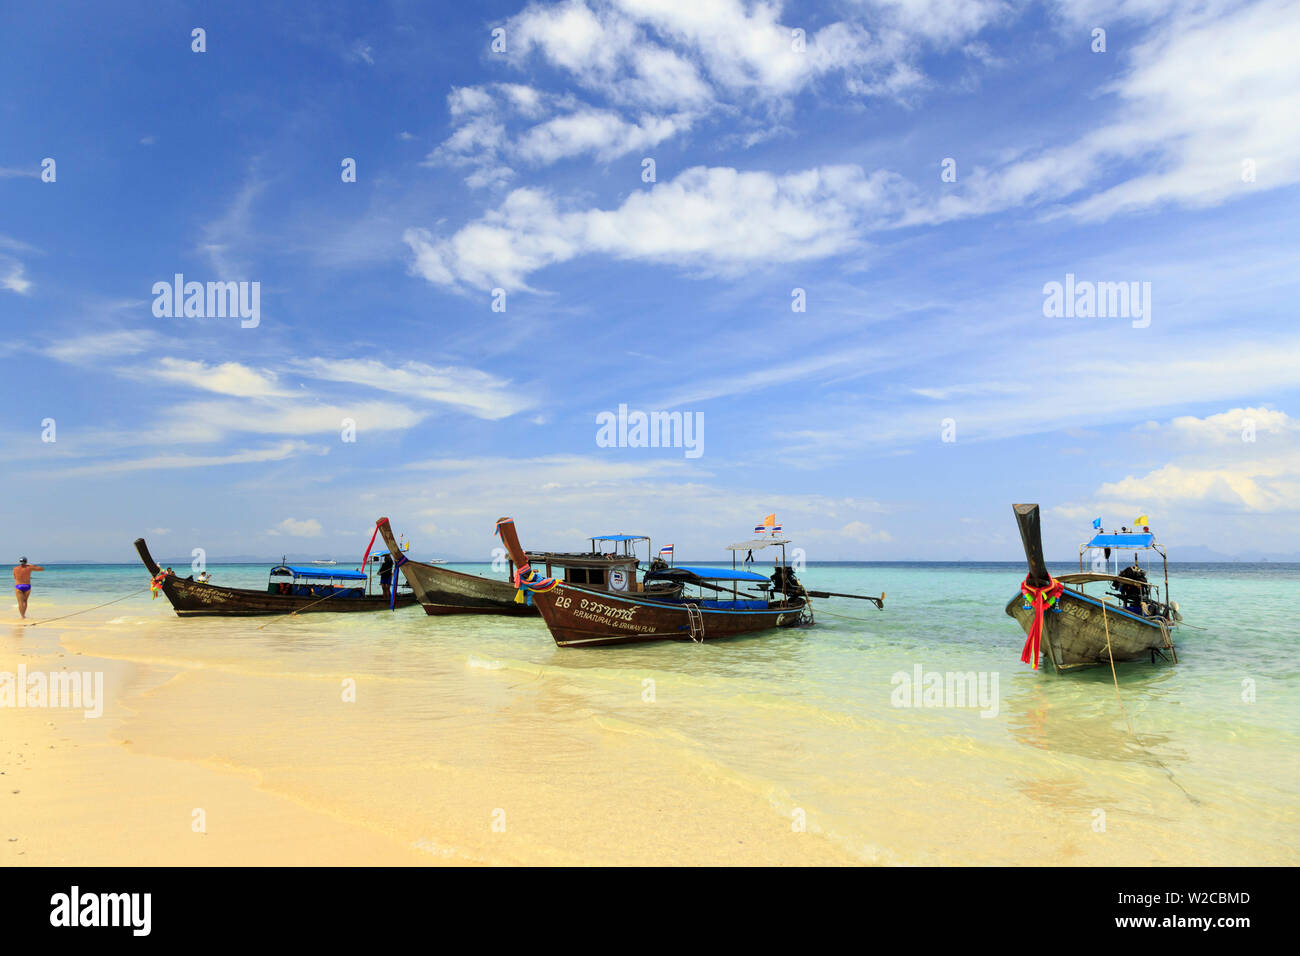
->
[[13, 557, 44, 619]]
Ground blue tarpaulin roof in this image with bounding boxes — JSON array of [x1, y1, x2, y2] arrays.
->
[[591, 534, 649, 542], [273, 565, 367, 580], [646, 565, 770, 583], [1086, 533, 1155, 548]]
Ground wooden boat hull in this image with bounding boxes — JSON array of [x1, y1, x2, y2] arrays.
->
[[1004, 587, 1173, 672], [404, 561, 539, 617], [375, 519, 537, 616], [134, 539, 416, 617], [373, 518, 684, 617], [529, 582, 806, 647]]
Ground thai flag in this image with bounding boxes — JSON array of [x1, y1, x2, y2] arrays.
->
[[659, 544, 673, 556]]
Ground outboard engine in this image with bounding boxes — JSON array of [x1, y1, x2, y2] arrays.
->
[[770, 565, 805, 597]]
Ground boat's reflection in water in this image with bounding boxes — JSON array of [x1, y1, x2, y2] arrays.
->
[[1004, 668, 1196, 814]]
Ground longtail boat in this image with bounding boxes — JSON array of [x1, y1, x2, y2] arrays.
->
[[1005, 504, 1180, 672], [493, 517, 875, 647], [374, 518, 683, 616], [133, 538, 416, 616]]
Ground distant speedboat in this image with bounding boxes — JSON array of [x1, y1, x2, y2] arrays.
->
[[309, 559, 337, 565], [1005, 504, 1180, 673]]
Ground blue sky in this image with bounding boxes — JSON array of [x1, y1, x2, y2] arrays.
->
[[2, 0, 1299, 562]]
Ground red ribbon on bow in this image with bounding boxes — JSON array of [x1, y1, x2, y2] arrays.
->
[[1019, 576, 1064, 670], [360, 522, 382, 571]]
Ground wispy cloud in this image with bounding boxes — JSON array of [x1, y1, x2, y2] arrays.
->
[[2, 259, 31, 294], [200, 173, 267, 277], [45, 330, 158, 363], [51, 440, 315, 477], [290, 357, 534, 420], [131, 358, 290, 398]]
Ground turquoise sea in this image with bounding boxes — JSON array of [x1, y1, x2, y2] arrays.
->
[[11, 560, 1299, 864]]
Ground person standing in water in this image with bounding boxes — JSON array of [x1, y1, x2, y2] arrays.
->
[[13, 557, 45, 619]]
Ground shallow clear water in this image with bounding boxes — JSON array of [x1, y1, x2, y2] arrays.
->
[[12, 561, 1299, 864]]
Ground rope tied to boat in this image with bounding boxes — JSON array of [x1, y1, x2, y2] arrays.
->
[[21, 586, 155, 627], [1019, 575, 1064, 670]]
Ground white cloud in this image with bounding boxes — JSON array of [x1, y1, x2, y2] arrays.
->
[[515, 108, 691, 164], [859, 0, 1008, 45], [448, 85, 495, 116], [405, 164, 905, 290], [428, 83, 690, 185], [291, 358, 533, 420], [1090, 407, 1300, 514], [508, 0, 911, 104], [135, 358, 289, 398], [2, 261, 31, 295], [776, 337, 1300, 458], [839, 520, 893, 543], [154, 399, 425, 442], [45, 330, 157, 363], [905, 0, 1300, 225], [53, 440, 314, 477], [200, 174, 266, 276], [271, 517, 324, 537]]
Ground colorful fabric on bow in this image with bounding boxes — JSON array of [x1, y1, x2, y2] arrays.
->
[[1019, 576, 1064, 670], [511, 563, 557, 605]]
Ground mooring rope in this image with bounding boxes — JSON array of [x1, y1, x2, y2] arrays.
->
[[1100, 600, 1130, 730], [1100, 599, 1198, 805], [255, 588, 347, 629], [20, 586, 154, 627]]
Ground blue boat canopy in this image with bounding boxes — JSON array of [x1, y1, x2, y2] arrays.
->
[[1086, 532, 1155, 549], [272, 565, 367, 580], [645, 565, 770, 583], [591, 534, 649, 542]]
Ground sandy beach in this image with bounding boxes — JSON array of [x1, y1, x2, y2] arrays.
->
[[1, 610, 862, 866], [1, 623, 432, 866], [4, 560, 1297, 867]]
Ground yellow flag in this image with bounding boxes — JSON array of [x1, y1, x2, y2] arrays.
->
[[1134, 515, 1149, 526], [762, 513, 776, 526]]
